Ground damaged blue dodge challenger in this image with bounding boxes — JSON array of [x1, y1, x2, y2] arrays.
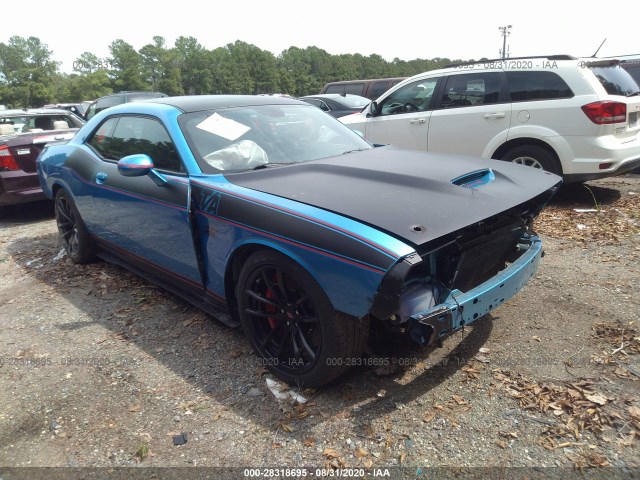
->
[[37, 95, 561, 387]]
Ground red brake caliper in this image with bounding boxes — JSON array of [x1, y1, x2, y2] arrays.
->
[[265, 288, 278, 329]]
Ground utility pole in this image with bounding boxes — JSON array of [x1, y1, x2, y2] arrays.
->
[[498, 25, 512, 59]]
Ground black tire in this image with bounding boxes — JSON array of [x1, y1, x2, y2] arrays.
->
[[501, 145, 562, 176], [237, 250, 369, 388], [54, 189, 96, 264]]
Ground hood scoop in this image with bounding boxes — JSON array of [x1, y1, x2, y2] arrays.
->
[[451, 169, 495, 189]]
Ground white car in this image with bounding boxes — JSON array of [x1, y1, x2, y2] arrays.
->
[[340, 55, 640, 182]]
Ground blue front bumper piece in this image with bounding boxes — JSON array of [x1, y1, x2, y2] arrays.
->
[[409, 236, 543, 346]]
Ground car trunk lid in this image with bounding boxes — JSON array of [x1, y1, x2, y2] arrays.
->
[[3, 131, 76, 172]]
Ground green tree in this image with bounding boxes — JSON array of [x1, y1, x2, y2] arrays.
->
[[174, 36, 212, 95], [140, 36, 183, 95], [108, 39, 149, 91], [73, 52, 101, 74], [278, 47, 316, 96], [219, 41, 279, 94], [0, 36, 59, 107]]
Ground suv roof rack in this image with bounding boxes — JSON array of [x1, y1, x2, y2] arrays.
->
[[444, 55, 576, 68]]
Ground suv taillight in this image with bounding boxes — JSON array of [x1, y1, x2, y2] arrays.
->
[[581, 101, 627, 124], [0, 145, 20, 171]]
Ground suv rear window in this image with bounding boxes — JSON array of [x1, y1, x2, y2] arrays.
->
[[325, 83, 365, 96], [588, 64, 638, 96], [506, 71, 573, 101]]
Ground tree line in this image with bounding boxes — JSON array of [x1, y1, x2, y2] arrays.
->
[[0, 35, 471, 108]]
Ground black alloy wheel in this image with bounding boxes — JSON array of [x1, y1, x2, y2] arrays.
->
[[237, 250, 368, 387], [54, 189, 96, 264]]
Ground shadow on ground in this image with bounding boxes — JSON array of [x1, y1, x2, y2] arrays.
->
[[0, 200, 54, 224], [550, 182, 621, 209], [7, 229, 492, 433]]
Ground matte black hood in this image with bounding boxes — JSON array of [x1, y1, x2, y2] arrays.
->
[[225, 146, 561, 246]]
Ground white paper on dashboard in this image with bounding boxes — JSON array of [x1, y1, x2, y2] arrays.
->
[[196, 113, 250, 141]]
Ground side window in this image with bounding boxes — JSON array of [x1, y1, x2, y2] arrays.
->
[[304, 98, 329, 112], [88, 117, 119, 157], [95, 95, 122, 114], [87, 116, 183, 173], [439, 73, 501, 108], [379, 78, 439, 115], [85, 102, 97, 120], [370, 81, 391, 99], [317, 100, 330, 112], [506, 71, 573, 101]]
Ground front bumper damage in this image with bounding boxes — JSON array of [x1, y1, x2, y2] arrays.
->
[[408, 236, 543, 346]]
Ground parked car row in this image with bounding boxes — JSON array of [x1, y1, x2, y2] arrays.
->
[[339, 55, 640, 183], [320, 77, 407, 100]]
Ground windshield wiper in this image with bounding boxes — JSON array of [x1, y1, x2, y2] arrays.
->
[[627, 91, 640, 97], [341, 148, 370, 155], [251, 163, 288, 171]]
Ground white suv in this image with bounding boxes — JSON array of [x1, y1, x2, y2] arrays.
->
[[340, 55, 640, 182]]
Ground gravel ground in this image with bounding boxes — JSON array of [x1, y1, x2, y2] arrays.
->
[[0, 175, 639, 479]]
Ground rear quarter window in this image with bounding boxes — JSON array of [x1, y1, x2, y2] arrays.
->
[[506, 71, 573, 101]]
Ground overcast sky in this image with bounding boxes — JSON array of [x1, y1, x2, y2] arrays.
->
[[5, 0, 637, 74]]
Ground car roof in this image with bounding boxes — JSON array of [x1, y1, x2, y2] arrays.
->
[[145, 95, 308, 113]]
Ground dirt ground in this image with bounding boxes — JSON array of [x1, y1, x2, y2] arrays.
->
[[0, 175, 639, 479]]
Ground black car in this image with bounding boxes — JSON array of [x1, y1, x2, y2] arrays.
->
[[43, 103, 90, 118], [299, 94, 370, 118], [84, 91, 168, 120]]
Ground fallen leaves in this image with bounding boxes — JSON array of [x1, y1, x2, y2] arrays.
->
[[354, 447, 368, 458], [279, 422, 293, 433], [422, 411, 436, 423], [490, 369, 634, 441], [322, 447, 340, 459], [534, 187, 640, 244], [592, 321, 640, 355]]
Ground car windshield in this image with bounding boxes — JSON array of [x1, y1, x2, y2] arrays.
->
[[179, 104, 373, 172]]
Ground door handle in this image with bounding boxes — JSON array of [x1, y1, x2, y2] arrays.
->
[[96, 172, 108, 184], [484, 112, 505, 119], [410, 118, 427, 124]]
